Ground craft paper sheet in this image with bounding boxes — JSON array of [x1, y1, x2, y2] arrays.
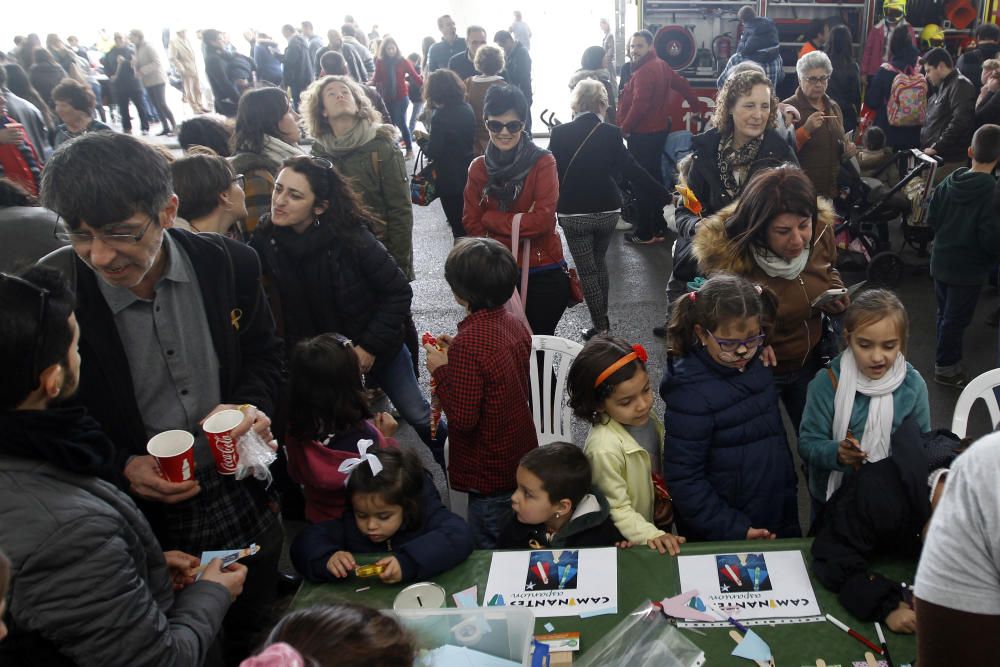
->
[[676, 550, 822, 623], [484, 548, 617, 618]]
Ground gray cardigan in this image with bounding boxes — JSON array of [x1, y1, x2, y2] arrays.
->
[[0, 456, 231, 666]]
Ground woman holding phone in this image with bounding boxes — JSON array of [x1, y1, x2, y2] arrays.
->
[[693, 166, 847, 428], [782, 50, 856, 199]]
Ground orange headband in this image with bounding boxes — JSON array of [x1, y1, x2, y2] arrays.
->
[[594, 344, 648, 388]]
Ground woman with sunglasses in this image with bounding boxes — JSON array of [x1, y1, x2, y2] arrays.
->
[[463, 84, 569, 336], [303, 75, 414, 281], [249, 156, 446, 458], [661, 273, 801, 542], [693, 166, 846, 430], [169, 152, 248, 239], [782, 50, 856, 200]]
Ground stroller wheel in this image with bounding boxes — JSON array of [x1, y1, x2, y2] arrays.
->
[[867, 251, 905, 288]]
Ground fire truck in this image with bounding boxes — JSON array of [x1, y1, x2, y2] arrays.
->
[[632, 0, 999, 131]]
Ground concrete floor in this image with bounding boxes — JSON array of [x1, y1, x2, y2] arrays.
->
[[401, 184, 1000, 534]]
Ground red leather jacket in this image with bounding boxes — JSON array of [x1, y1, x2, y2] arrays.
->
[[462, 152, 566, 269]]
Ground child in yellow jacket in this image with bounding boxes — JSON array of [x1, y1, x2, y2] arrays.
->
[[568, 335, 685, 555]]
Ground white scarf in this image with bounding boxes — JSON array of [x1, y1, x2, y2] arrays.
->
[[752, 244, 810, 280], [825, 347, 907, 500], [261, 134, 305, 166]]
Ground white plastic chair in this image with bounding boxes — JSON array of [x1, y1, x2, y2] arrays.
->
[[443, 437, 468, 520], [530, 335, 584, 446], [950, 368, 1000, 438]]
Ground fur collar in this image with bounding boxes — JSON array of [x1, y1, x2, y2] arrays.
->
[[693, 196, 837, 276]]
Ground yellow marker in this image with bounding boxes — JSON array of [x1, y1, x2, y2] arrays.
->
[[355, 563, 384, 578]]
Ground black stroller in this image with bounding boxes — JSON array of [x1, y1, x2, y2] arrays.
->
[[834, 149, 939, 288]]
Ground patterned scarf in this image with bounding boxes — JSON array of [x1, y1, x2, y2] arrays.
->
[[718, 132, 764, 199], [483, 136, 548, 211]]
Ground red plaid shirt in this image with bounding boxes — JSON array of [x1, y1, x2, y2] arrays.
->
[[432, 307, 537, 494]]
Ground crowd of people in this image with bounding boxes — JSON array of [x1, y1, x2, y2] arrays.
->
[[2, 5, 1000, 666]]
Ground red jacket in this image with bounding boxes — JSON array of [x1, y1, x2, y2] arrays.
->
[[462, 152, 566, 269], [373, 57, 422, 102], [618, 51, 701, 135], [433, 307, 538, 494]]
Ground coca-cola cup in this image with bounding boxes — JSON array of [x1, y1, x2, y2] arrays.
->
[[203, 409, 245, 475], [146, 430, 196, 483]]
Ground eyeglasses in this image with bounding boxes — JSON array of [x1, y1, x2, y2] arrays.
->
[[0, 272, 50, 382], [706, 331, 766, 361], [804, 75, 831, 85], [54, 216, 156, 246], [232, 173, 246, 190], [485, 120, 525, 134]]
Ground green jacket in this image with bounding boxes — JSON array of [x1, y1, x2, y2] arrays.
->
[[798, 354, 931, 502], [928, 167, 1000, 286], [312, 126, 415, 280]]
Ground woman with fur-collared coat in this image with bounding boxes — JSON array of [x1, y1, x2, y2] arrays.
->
[[693, 166, 845, 429]]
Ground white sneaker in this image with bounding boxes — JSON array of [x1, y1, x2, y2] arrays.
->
[[616, 218, 634, 231]]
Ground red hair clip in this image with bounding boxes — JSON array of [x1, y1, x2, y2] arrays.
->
[[632, 344, 648, 364], [688, 292, 697, 303]]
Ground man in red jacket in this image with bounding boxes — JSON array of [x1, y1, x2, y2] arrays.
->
[[619, 30, 701, 244]]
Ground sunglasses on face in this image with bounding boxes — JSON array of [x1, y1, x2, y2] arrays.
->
[[485, 120, 524, 134]]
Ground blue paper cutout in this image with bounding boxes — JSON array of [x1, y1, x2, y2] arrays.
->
[[732, 629, 772, 662]]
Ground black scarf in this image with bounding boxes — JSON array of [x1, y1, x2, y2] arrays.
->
[[483, 137, 548, 211], [0, 407, 125, 488]]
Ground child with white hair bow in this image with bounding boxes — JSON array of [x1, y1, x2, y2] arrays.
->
[[799, 289, 931, 518], [290, 443, 475, 584]]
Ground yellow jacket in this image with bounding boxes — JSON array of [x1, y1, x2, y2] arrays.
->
[[584, 417, 665, 543]]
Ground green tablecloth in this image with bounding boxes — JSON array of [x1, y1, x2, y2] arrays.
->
[[291, 538, 916, 665]]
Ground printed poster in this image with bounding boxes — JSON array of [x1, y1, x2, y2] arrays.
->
[[484, 548, 617, 618], [676, 550, 822, 623]]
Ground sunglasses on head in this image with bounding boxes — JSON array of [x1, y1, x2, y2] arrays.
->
[[485, 120, 524, 134]]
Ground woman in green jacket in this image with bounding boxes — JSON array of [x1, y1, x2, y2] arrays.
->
[[303, 75, 414, 280]]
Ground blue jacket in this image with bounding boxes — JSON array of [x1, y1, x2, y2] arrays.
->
[[290, 472, 475, 583], [660, 348, 800, 541], [798, 354, 931, 503]]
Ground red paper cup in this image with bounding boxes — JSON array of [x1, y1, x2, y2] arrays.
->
[[147, 430, 196, 483], [203, 409, 245, 475]]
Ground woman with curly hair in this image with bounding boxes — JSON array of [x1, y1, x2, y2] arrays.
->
[[664, 70, 798, 320], [303, 75, 414, 280], [248, 156, 444, 458]]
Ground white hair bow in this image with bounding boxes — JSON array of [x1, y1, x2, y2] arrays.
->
[[337, 439, 383, 483]]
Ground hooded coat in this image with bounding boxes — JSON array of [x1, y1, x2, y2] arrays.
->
[[693, 198, 843, 374], [660, 348, 800, 541], [928, 167, 1000, 285]]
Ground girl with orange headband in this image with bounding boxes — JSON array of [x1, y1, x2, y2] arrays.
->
[[568, 336, 685, 555]]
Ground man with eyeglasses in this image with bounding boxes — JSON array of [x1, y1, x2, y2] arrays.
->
[[38, 132, 284, 664], [783, 50, 857, 199], [0, 265, 249, 665]]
